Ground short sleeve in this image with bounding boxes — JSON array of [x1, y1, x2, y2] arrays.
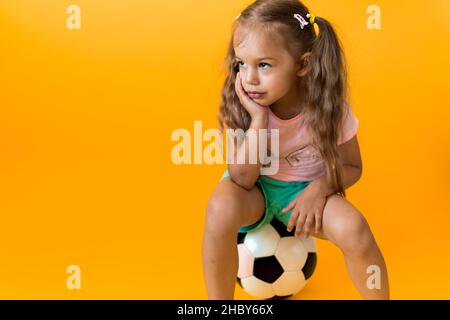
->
[[337, 104, 359, 145]]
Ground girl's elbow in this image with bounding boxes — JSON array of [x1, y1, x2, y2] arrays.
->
[[355, 166, 363, 181], [228, 170, 256, 191]]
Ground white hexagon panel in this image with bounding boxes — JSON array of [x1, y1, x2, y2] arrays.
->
[[272, 271, 307, 296], [300, 235, 317, 252], [275, 237, 308, 271], [240, 276, 275, 300], [244, 224, 280, 257], [237, 243, 254, 279]]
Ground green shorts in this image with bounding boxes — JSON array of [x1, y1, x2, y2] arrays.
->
[[220, 170, 313, 233]]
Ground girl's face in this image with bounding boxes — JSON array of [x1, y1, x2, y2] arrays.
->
[[233, 26, 302, 107]]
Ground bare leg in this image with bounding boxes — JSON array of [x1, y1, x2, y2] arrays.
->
[[202, 178, 265, 300], [342, 235, 390, 299], [310, 194, 390, 299], [202, 221, 240, 299]]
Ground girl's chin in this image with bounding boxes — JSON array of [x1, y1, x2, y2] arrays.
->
[[251, 99, 270, 107], [251, 96, 271, 104]]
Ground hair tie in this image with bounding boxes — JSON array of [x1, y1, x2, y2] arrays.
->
[[306, 13, 316, 25]]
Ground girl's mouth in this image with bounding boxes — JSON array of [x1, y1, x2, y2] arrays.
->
[[247, 92, 266, 99]]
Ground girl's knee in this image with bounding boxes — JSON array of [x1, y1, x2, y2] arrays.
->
[[333, 211, 374, 255], [205, 192, 246, 232]]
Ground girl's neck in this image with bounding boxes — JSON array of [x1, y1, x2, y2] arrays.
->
[[269, 87, 306, 120]]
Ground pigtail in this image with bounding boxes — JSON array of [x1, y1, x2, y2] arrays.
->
[[305, 16, 349, 197]]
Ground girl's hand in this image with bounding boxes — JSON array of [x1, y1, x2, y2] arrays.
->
[[281, 185, 327, 237], [235, 72, 268, 121]]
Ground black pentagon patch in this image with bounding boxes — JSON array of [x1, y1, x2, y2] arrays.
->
[[302, 252, 317, 280], [270, 217, 295, 237], [237, 232, 247, 244], [254, 256, 284, 284], [236, 277, 243, 288]]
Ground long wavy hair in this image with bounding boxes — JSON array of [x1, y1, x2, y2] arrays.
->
[[218, 0, 351, 197]]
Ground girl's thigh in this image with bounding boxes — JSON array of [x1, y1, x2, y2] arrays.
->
[[210, 177, 265, 228]]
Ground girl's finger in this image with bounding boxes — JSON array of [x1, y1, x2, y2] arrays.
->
[[236, 73, 246, 97], [315, 211, 322, 234], [287, 207, 299, 232], [303, 214, 315, 237], [281, 199, 296, 214], [236, 73, 253, 104], [294, 212, 306, 237]]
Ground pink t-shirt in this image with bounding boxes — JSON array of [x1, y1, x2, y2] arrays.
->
[[264, 104, 359, 182]]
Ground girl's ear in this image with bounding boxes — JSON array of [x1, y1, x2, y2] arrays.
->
[[296, 52, 312, 77]]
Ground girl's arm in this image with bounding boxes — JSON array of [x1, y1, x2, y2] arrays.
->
[[309, 134, 363, 197], [228, 114, 268, 190]]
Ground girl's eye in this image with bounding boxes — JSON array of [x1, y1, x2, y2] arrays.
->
[[236, 61, 271, 69]]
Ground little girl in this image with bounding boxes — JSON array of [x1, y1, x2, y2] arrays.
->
[[202, 0, 390, 300]]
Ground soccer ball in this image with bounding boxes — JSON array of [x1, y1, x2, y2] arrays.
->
[[236, 217, 317, 300]]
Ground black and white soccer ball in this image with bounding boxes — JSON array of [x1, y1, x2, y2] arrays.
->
[[236, 217, 317, 300]]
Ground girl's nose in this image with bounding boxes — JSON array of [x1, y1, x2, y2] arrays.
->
[[243, 68, 259, 86]]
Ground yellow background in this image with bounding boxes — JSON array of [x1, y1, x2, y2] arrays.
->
[[1, 0, 449, 299]]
